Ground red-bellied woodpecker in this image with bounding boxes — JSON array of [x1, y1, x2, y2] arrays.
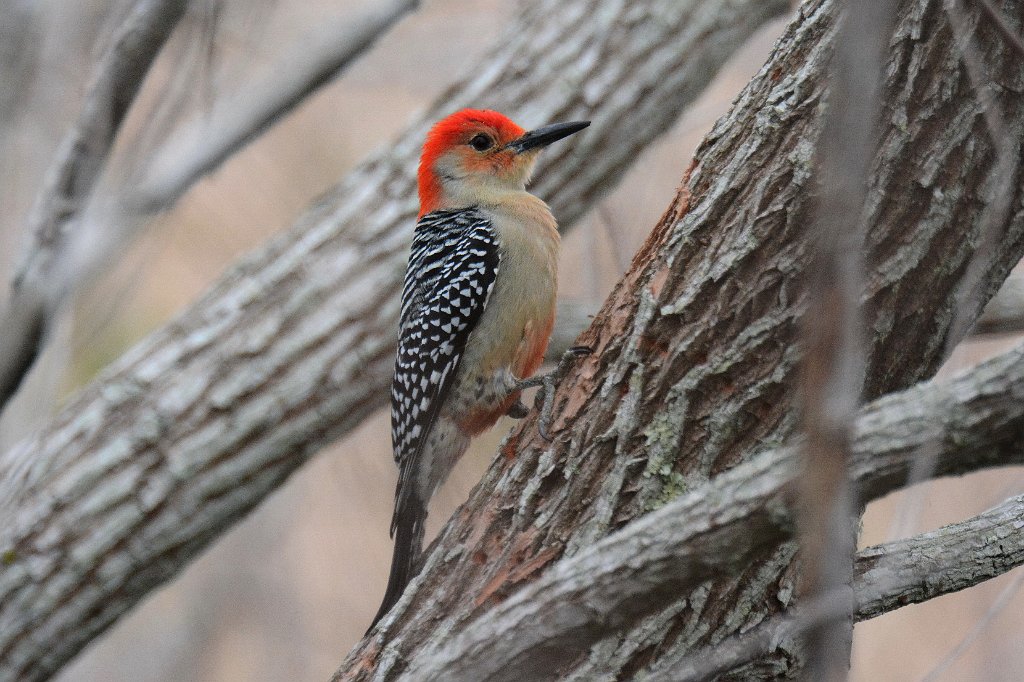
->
[[370, 109, 589, 628]]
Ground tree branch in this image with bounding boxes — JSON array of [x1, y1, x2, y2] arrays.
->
[[855, 493, 1024, 621], [133, 0, 419, 214], [0, 0, 188, 410], [393, 342, 1024, 681], [0, 1, 789, 679], [655, 491, 1024, 682]]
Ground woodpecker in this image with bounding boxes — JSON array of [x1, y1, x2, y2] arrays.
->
[[370, 109, 589, 628]]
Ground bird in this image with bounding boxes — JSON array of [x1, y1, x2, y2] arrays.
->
[[369, 109, 589, 629]]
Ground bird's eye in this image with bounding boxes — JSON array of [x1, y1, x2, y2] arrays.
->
[[469, 134, 493, 151]]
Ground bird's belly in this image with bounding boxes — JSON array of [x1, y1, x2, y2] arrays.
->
[[447, 274, 556, 434], [446, 198, 559, 435]]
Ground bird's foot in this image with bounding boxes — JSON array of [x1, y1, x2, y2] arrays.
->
[[514, 345, 592, 440]]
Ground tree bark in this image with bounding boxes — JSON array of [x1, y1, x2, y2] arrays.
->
[[0, 1, 789, 680], [393, 340, 1024, 681], [652, 482, 1024, 682], [338, 0, 1024, 679]]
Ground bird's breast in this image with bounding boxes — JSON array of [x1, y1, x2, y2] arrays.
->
[[451, 195, 560, 426]]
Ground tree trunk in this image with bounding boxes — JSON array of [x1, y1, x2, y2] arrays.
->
[[339, 0, 1024, 679], [0, 0, 789, 680], [389, 340, 1024, 681]]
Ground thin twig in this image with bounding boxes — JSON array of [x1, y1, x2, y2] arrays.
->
[[133, 0, 418, 214], [921, 568, 1024, 682]]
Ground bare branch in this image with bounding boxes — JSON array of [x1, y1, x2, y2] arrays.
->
[[665, 492, 1024, 682], [398, 342, 1024, 681], [798, 0, 898, 675], [0, 0, 188, 410], [856, 493, 1024, 621], [133, 0, 419, 214]]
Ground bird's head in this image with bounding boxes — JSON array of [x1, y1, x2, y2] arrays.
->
[[417, 109, 589, 216]]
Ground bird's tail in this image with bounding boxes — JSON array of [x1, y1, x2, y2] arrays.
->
[[367, 496, 426, 632]]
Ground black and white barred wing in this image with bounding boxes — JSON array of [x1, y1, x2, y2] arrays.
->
[[391, 208, 500, 477]]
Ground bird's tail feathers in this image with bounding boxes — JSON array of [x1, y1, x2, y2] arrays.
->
[[367, 496, 426, 632]]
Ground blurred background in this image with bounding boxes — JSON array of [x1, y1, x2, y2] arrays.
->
[[2, 1, 1023, 680]]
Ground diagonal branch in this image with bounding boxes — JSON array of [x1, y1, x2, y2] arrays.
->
[[133, 0, 418, 214], [855, 492, 1024, 621], [393, 342, 1024, 681], [662, 490, 1024, 682]]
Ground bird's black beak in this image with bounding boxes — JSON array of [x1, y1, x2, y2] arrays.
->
[[507, 120, 590, 154]]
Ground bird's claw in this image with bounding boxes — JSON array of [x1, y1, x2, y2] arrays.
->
[[525, 345, 594, 441]]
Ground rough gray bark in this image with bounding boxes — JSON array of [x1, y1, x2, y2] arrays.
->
[[370, 338, 1024, 682], [338, 0, 1024, 679], [658, 485, 1024, 682], [0, 1, 789, 680], [394, 341, 1024, 681], [395, 339, 1024, 679], [855, 491, 1024, 621]]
